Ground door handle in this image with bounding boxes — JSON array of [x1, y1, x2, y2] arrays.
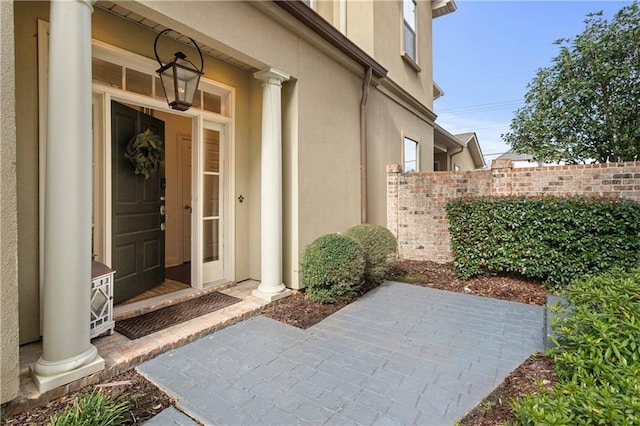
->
[[184, 204, 192, 213]]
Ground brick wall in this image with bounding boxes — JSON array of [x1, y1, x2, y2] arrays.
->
[[387, 161, 640, 263]]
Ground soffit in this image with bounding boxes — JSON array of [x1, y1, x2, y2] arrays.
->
[[432, 0, 457, 19], [434, 123, 465, 149], [94, 1, 258, 73]]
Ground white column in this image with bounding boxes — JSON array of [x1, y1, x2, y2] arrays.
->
[[32, 0, 104, 392], [252, 67, 292, 302]]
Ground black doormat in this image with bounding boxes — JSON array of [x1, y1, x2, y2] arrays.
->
[[115, 292, 241, 340]]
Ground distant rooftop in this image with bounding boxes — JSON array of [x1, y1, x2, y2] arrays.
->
[[496, 149, 535, 162]]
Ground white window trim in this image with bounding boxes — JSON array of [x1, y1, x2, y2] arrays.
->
[[402, 135, 420, 173], [401, 0, 421, 72]]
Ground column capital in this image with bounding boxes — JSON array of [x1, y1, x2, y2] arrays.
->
[[75, 0, 96, 12], [254, 67, 290, 85]]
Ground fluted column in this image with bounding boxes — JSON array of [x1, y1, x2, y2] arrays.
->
[[32, 0, 104, 392], [252, 67, 292, 302]]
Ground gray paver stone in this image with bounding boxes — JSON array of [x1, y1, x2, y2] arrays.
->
[[293, 401, 333, 424], [143, 407, 199, 426]]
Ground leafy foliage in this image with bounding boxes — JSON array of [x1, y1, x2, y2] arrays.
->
[[48, 391, 129, 426], [511, 270, 640, 425], [300, 233, 365, 303], [503, 3, 640, 163], [446, 196, 640, 288], [125, 129, 163, 179], [344, 224, 397, 284]]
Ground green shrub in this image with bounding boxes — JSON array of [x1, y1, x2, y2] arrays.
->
[[48, 390, 129, 426], [300, 233, 365, 303], [344, 224, 397, 284], [446, 196, 640, 289], [511, 270, 640, 425]]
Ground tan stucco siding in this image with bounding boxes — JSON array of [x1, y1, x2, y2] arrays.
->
[[372, 0, 434, 108], [451, 147, 478, 171], [366, 87, 435, 226], [346, 1, 375, 56], [296, 38, 363, 286], [14, 0, 45, 345], [124, 1, 298, 78], [1, 0, 19, 405]]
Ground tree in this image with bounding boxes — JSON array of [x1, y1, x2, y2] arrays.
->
[[503, 3, 640, 164]]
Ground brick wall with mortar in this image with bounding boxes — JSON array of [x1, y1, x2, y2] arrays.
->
[[387, 161, 640, 263]]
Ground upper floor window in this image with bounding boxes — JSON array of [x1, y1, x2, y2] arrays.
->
[[404, 137, 419, 172], [403, 0, 417, 62]]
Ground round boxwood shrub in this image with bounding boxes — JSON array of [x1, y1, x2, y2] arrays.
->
[[344, 224, 397, 284], [300, 233, 365, 303]]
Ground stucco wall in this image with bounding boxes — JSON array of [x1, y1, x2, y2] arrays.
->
[[367, 87, 435, 226], [1, 0, 19, 405], [374, 0, 433, 108], [451, 147, 477, 171], [13, 0, 44, 345]]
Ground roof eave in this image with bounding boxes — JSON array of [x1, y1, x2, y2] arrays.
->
[[435, 124, 465, 148], [466, 135, 486, 169], [432, 0, 457, 19], [274, 0, 387, 78]]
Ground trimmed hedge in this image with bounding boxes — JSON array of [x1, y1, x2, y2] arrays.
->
[[300, 233, 365, 303], [446, 196, 640, 288], [511, 270, 640, 424], [344, 224, 397, 284]]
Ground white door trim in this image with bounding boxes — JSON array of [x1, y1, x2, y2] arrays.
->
[[38, 22, 236, 316]]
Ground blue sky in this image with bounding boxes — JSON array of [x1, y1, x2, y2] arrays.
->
[[432, 0, 633, 164]]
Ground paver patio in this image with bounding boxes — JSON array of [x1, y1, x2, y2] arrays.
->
[[138, 281, 545, 425]]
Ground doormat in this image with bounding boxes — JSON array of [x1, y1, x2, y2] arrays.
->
[[115, 292, 241, 340]]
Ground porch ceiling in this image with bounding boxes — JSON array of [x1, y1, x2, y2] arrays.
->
[[95, 1, 259, 73]]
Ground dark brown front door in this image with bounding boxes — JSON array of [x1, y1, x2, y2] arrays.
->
[[111, 101, 165, 304]]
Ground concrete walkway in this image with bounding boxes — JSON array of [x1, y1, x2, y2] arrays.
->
[[138, 282, 545, 425]]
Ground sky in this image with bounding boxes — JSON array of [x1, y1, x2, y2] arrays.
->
[[432, 0, 633, 165]]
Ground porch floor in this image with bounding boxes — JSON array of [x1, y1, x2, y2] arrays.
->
[[10, 280, 270, 416]]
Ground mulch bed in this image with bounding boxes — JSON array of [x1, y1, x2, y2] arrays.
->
[[459, 353, 557, 425], [386, 259, 548, 305], [262, 280, 379, 329], [2, 370, 173, 425]]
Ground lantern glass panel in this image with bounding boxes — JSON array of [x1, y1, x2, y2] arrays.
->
[[174, 62, 201, 105], [159, 69, 177, 105]]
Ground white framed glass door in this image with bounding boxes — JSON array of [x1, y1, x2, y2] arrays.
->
[[201, 122, 225, 283]]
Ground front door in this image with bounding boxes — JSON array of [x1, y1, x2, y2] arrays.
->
[[111, 101, 165, 304]]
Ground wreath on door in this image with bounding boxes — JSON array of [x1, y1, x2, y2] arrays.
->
[[124, 129, 163, 179]]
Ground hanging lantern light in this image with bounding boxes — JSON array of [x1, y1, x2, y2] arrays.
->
[[154, 29, 204, 111]]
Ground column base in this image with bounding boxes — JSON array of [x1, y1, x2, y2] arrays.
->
[[30, 355, 105, 393], [252, 287, 292, 302]]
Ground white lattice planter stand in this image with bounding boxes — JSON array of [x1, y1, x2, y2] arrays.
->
[[91, 261, 115, 339]]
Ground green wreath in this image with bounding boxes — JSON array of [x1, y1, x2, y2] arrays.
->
[[124, 129, 163, 179]]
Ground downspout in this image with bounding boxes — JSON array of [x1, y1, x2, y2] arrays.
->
[[360, 66, 373, 224], [449, 146, 464, 171]]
